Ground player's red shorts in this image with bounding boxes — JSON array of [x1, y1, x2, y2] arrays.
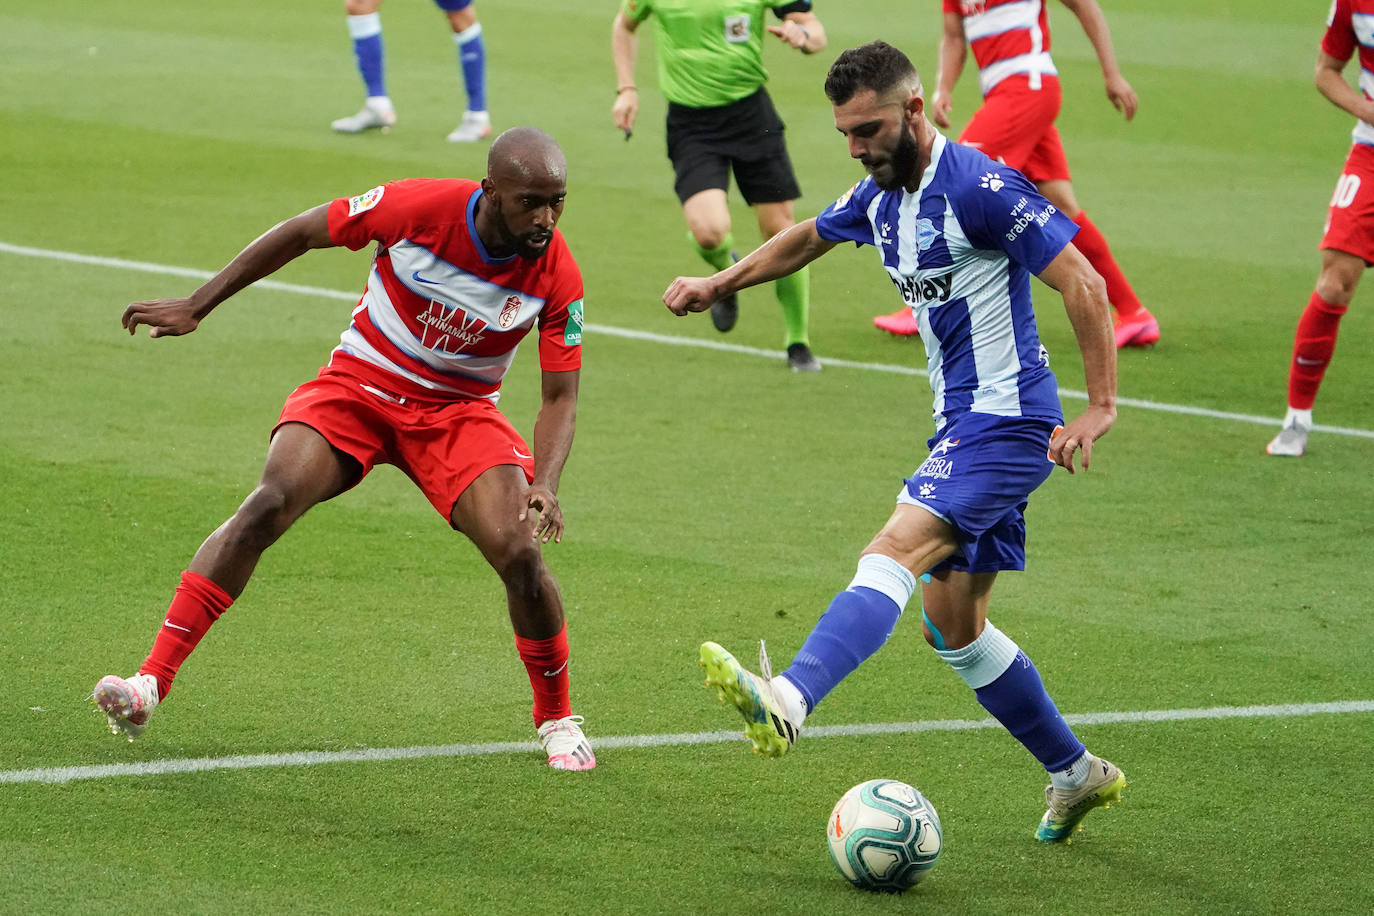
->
[[274, 366, 534, 524], [1320, 142, 1374, 263], [958, 75, 1071, 184]]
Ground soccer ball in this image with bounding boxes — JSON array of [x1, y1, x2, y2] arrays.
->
[[826, 778, 942, 893]]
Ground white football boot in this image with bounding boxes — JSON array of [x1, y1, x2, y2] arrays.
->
[[538, 715, 596, 771], [93, 673, 160, 741], [446, 110, 492, 143], [331, 98, 397, 134]]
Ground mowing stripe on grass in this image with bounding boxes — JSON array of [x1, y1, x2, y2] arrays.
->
[[3, 240, 1373, 441], [5, 699, 1371, 785]]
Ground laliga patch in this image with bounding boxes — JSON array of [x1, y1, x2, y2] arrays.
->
[[347, 185, 385, 217], [832, 181, 860, 211], [564, 298, 584, 346]]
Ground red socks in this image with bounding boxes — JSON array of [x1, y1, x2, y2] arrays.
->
[[1288, 292, 1348, 410], [1071, 212, 1144, 318], [514, 624, 572, 725], [138, 570, 233, 700]]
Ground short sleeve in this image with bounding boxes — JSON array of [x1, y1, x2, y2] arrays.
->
[[951, 168, 1078, 275], [815, 180, 876, 248], [327, 179, 439, 252], [622, 0, 652, 24], [942, 0, 962, 13], [536, 248, 584, 372], [1323, 0, 1356, 63]]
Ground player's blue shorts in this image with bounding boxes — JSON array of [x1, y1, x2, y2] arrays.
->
[[434, 0, 473, 11], [896, 412, 1060, 574]]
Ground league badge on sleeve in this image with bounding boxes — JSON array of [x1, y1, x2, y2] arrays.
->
[[347, 185, 385, 217]]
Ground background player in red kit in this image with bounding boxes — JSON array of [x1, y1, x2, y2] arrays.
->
[[872, 0, 1159, 349], [1267, 0, 1374, 457], [93, 126, 596, 771]]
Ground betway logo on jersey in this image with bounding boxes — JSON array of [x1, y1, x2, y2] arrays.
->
[[418, 299, 487, 353], [890, 271, 953, 307], [1005, 196, 1058, 242]]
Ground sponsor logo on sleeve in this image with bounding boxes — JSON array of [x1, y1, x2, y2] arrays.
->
[[564, 298, 584, 346], [1004, 195, 1058, 242], [347, 185, 385, 217]]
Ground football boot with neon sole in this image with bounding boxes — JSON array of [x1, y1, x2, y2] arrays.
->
[[698, 641, 799, 757], [446, 110, 492, 143], [93, 673, 160, 741], [1036, 755, 1126, 842], [538, 715, 597, 771]]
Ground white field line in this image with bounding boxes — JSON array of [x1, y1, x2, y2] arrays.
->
[[4, 240, 1372, 440], [3, 699, 1371, 785]]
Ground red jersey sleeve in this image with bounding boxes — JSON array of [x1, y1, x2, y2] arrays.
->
[[536, 238, 584, 373], [1323, 0, 1356, 62], [942, 0, 962, 13], [326, 178, 471, 251]]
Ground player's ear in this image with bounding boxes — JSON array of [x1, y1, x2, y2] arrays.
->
[[906, 92, 925, 124], [480, 176, 496, 196]]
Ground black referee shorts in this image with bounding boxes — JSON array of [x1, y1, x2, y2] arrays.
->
[[665, 87, 802, 206]]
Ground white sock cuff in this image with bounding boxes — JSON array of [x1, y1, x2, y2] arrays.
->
[[935, 620, 1020, 690], [454, 23, 483, 44], [347, 13, 382, 39], [848, 554, 918, 611]]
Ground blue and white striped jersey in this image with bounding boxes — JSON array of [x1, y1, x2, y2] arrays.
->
[[815, 133, 1078, 430]]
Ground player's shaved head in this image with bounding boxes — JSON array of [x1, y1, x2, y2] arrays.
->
[[488, 126, 566, 185], [824, 41, 923, 106]]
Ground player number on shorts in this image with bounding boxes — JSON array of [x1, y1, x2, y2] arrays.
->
[[1331, 173, 1361, 209]]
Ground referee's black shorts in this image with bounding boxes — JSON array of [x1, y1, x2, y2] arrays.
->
[[665, 87, 802, 206]]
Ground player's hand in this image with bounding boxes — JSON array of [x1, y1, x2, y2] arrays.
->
[[612, 89, 638, 134], [1048, 404, 1116, 474], [931, 91, 954, 129], [121, 297, 204, 338], [521, 484, 564, 544], [1104, 74, 1138, 121], [767, 21, 809, 51], [662, 276, 719, 316]]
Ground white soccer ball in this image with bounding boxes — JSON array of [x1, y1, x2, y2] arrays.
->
[[826, 778, 942, 893]]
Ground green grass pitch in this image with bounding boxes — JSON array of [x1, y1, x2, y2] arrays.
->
[[3, 1, 1373, 913]]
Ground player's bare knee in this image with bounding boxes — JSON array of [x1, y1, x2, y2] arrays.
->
[[228, 484, 298, 547]]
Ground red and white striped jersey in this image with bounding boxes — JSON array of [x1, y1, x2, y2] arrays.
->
[[325, 179, 584, 403], [1323, 0, 1374, 147], [943, 0, 1058, 96]]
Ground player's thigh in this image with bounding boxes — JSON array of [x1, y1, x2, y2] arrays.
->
[[1320, 145, 1374, 281], [958, 83, 1058, 172], [862, 503, 960, 582], [449, 463, 539, 566], [258, 422, 362, 514]]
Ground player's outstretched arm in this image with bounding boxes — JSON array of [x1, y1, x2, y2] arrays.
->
[[611, 12, 640, 135], [523, 367, 579, 544], [121, 204, 335, 338], [932, 11, 968, 129], [663, 218, 836, 316], [1059, 0, 1137, 120], [1037, 244, 1117, 474], [768, 12, 826, 55]]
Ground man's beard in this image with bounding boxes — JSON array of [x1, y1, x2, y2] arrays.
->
[[868, 125, 920, 192], [492, 200, 552, 260]]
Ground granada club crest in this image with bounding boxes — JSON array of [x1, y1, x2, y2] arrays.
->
[[498, 295, 522, 329]]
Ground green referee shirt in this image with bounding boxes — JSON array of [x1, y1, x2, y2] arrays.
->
[[623, 0, 813, 108]]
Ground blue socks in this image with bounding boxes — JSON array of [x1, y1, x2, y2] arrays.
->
[[347, 13, 387, 99], [937, 622, 1085, 772], [453, 24, 486, 112], [782, 555, 917, 713]]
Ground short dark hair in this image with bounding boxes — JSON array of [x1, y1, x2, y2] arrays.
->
[[824, 41, 920, 105]]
